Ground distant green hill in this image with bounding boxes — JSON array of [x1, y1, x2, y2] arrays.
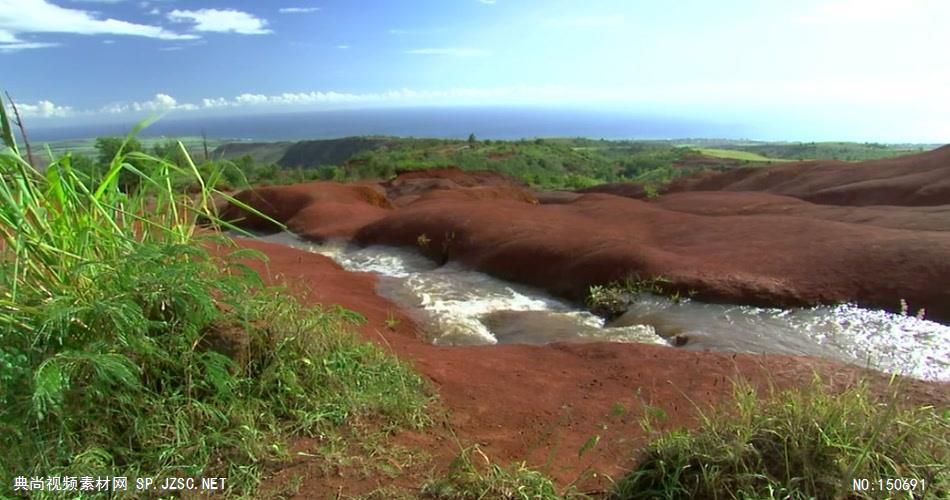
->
[[183, 136, 947, 191], [279, 137, 389, 168], [212, 141, 293, 165]]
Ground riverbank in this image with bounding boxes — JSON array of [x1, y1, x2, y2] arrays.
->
[[215, 148, 950, 495], [234, 236, 949, 496]]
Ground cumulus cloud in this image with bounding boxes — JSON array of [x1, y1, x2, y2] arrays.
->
[[167, 9, 272, 35], [190, 87, 572, 109], [279, 7, 320, 14], [36, 87, 571, 119], [0, 0, 197, 52], [405, 47, 488, 57], [4, 99, 73, 118], [100, 93, 197, 114]]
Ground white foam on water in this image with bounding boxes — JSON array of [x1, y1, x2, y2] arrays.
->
[[254, 232, 664, 346], [618, 296, 950, 381], [255, 232, 950, 381]]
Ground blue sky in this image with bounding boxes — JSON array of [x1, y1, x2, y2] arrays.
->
[[1, 0, 948, 141]]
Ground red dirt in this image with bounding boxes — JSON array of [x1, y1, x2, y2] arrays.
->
[[215, 154, 950, 496], [655, 191, 950, 232], [384, 167, 532, 207], [234, 238, 949, 498], [665, 145, 950, 206], [218, 181, 391, 241], [222, 153, 950, 322], [575, 182, 649, 199], [355, 193, 950, 322]]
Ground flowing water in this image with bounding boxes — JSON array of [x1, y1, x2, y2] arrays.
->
[[256, 232, 950, 381]]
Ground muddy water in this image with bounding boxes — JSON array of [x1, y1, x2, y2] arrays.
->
[[257, 233, 950, 381]]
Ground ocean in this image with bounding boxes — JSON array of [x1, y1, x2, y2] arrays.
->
[[28, 107, 750, 142]]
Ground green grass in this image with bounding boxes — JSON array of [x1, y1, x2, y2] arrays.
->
[[696, 148, 793, 163], [422, 446, 583, 500], [0, 97, 430, 497], [612, 378, 949, 499]]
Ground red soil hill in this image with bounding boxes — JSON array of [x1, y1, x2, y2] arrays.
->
[[665, 145, 950, 206]]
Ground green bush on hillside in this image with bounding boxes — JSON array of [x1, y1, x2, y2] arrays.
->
[[0, 102, 429, 496], [613, 379, 948, 499]]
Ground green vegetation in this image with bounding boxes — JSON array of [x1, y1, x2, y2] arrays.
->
[[614, 379, 948, 499], [206, 136, 934, 192], [696, 148, 793, 163], [420, 378, 947, 500], [422, 446, 580, 499], [0, 101, 429, 496], [679, 139, 929, 162], [39, 134, 935, 195], [586, 275, 676, 317]]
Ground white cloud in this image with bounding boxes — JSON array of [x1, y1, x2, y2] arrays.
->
[[336, 44, 349, 49], [477, 0, 497, 4], [201, 97, 229, 108], [405, 47, 488, 57], [99, 93, 197, 114], [167, 9, 272, 35], [190, 87, 574, 109], [0, 40, 60, 52], [0, 0, 197, 51], [279, 7, 320, 14], [5, 99, 73, 118]]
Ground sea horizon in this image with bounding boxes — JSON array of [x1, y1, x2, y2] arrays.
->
[[24, 105, 850, 144]]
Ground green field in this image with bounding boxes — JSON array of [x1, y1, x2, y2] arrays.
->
[[696, 148, 794, 163], [679, 139, 931, 162]]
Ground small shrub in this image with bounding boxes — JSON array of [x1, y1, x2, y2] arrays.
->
[[586, 275, 672, 317], [422, 446, 578, 500], [612, 378, 949, 499]]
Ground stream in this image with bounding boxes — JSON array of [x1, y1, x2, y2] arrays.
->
[[256, 232, 950, 381]]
